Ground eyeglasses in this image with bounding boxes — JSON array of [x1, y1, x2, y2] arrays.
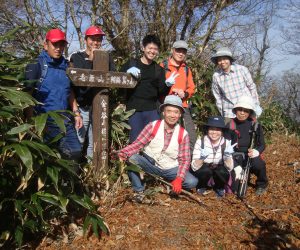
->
[[235, 107, 251, 113]]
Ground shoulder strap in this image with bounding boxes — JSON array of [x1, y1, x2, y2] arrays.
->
[[250, 120, 259, 148], [178, 126, 185, 144], [252, 120, 258, 132], [221, 138, 226, 156], [37, 57, 48, 84], [151, 120, 162, 139], [184, 65, 189, 91], [230, 119, 236, 130], [163, 59, 169, 71], [184, 65, 189, 77], [201, 136, 205, 149]]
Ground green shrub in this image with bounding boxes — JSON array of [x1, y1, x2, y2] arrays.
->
[[259, 101, 300, 137], [0, 27, 108, 248]]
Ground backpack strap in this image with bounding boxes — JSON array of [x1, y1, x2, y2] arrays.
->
[[221, 138, 226, 156], [151, 120, 184, 145], [230, 118, 240, 139], [37, 57, 48, 86], [250, 120, 259, 148], [163, 59, 169, 72], [201, 136, 205, 149], [230, 119, 236, 130], [184, 65, 189, 91], [151, 120, 162, 139], [178, 126, 185, 144]]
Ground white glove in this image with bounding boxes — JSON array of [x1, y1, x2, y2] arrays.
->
[[165, 72, 179, 87], [249, 148, 260, 158], [127, 67, 141, 78], [234, 166, 243, 180], [224, 142, 237, 159], [256, 105, 263, 117], [200, 148, 210, 160]]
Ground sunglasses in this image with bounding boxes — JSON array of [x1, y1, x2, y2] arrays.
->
[[235, 107, 251, 113]]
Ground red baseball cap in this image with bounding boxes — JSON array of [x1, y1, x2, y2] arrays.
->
[[85, 26, 105, 36], [45, 29, 68, 43]]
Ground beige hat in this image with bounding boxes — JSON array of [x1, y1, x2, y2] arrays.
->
[[211, 47, 234, 64], [233, 95, 256, 115], [159, 95, 185, 113]]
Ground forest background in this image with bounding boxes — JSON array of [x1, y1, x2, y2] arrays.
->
[[0, 0, 299, 248]]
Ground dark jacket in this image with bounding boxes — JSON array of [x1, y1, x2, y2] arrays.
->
[[69, 51, 115, 107], [120, 58, 169, 111]]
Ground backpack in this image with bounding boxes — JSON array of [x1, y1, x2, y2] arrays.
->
[[151, 120, 185, 144], [162, 59, 189, 90]]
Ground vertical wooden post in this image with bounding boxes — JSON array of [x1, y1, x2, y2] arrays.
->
[[92, 50, 109, 176]]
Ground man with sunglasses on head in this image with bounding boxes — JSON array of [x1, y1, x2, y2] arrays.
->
[[160, 40, 197, 152], [211, 47, 262, 123]]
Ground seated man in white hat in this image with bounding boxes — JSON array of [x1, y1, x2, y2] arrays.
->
[[228, 95, 268, 196], [211, 47, 262, 123], [117, 95, 198, 202]]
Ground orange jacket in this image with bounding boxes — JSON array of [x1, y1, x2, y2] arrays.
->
[[160, 58, 195, 108]]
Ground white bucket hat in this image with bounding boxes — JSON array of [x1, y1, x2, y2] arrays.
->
[[233, 95, 256, 116], [211, 47, 235, 64]]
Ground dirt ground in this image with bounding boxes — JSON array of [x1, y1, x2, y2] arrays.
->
[[39, 134, 300, 250]]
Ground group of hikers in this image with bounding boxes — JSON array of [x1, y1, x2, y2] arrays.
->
[[24, 26, 268, 203]]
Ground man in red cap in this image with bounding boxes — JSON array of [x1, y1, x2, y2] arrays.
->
[[69, 26, 115, 161], [25, 28, 82, 166]]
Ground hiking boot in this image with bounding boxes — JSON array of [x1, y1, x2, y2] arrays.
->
[[215, 188, 225, 198], [197, 188, 208, 196], [132, 191, 145, 203], [255, 187, 267, 196]]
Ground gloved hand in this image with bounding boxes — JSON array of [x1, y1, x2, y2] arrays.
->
[[256, 105, 263, 117], [200, 148, 210, 160], [234, 165, 243, 180], [127, 67, 141, 78], [165, 72, 179, 87], [224, 142, 237, 158], [171, 177, 183, 194], [248, 148, 259, 158]]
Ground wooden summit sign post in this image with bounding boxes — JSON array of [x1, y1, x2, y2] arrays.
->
[[67, 50, 137, 177]]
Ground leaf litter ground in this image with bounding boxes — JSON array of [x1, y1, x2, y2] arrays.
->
[[38, 134, 300, 249]]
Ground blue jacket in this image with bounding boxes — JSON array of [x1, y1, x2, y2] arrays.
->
[[26, 50, 71, 114]]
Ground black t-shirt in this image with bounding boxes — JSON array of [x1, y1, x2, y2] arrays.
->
[[120, 58, 169, 111], [70, 51, 115, 106]]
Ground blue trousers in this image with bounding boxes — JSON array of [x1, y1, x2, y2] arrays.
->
[[76, 106, 93, 160], [128, 154, 198, 192], [128, 110, 160, 143], [44, 122, 82, 163]]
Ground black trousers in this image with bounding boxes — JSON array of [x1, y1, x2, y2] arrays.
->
[[192, 163, 230, 189], [233, 153, 268, 188]]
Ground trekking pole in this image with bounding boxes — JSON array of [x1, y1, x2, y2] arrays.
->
[[144, 172, 206, 207], [237, 124, 257, 199]]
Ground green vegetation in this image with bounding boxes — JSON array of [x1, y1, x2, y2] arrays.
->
[[0, 31, 107, 248]]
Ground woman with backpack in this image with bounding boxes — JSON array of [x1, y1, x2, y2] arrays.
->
[[191, 116, 235, 197], [229, 95, 268, 196]]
